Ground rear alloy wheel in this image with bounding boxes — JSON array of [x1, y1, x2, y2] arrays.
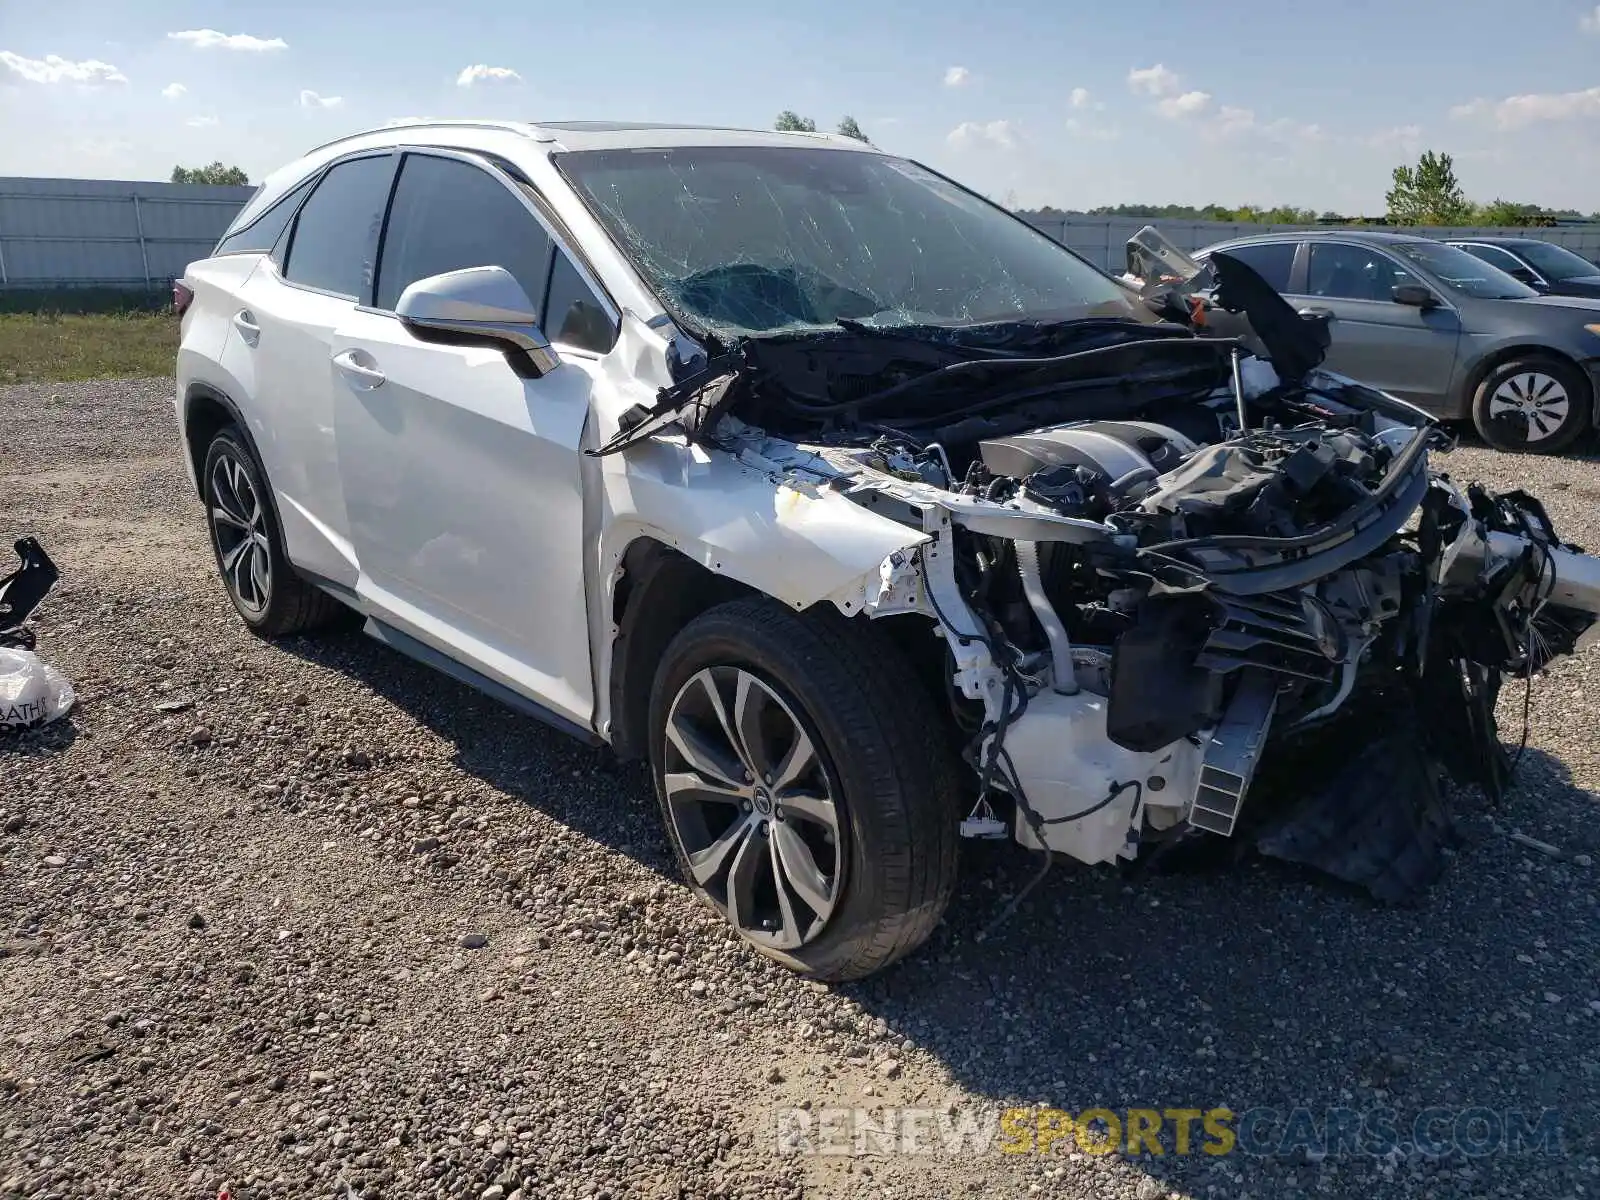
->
[[202, 428, 344, 637], [648, 597, 960, 981], [1472, 356, 1591, 453], [209, 450, 272, 619]]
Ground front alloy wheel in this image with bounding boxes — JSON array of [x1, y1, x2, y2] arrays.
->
[[1472, 356, 1591, 453], [662, 666, 844, 950], [648, 597, 960, 981], [1486, 371, 1570, 445]]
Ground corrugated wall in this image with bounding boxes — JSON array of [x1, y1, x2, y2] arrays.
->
[[1018, 215, 1600, 272], [0, 176, 255, 290], [3, 175, 1599, 288]]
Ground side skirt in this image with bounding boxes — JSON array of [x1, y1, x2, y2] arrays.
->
[[361, 616, 602, 746]]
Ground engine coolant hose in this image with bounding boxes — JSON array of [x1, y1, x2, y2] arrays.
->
[[1014, 540, 1078, 695]]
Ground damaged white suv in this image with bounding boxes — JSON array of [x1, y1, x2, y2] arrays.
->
[[175, 121, 1600, 981]]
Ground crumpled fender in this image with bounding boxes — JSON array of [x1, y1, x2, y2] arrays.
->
[[586, 313, 932, 615], [597, 444, 929, 613]]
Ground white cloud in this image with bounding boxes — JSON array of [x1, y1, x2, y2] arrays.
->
[[1365, 123, 1423, 150], [947, 119, 1018, 150], [299, 89, 343, 109], [168, 29, 287, 52], [0, 51, 127, 85], [1452, 86, 1600, 129], [1127, 63, 1180, 97], [943, 65, 971, 88], [1065, 117, 1120, 142], [161, 82, 186, 100], [1581, 4, 1600, 32], [1155, 90, 1212, 118], [186, 115, 220, 128], [1069, 87, 1091, 109], [1216, 104, 1255, 134], [456, 64, 521, 87], [1267, 118, 1326, 143]]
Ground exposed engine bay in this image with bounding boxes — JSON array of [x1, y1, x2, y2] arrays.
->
[[599, 234, 1600, 901]]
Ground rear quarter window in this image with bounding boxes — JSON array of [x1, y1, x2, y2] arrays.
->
[[215, 176, 316, 259]]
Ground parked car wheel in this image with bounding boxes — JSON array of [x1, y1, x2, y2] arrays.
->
[[202, 428, 344, 636], [648, 597, 960, 981], [1471, 356, 1592, 454]]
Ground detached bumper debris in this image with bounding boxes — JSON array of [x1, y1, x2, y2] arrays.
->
[[0, 537, 74, 729]]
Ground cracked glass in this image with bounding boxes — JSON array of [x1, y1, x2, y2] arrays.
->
[[555, 146, 1135, 338]]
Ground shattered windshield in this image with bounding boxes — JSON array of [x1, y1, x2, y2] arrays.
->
[[554, 146, 1139, 338]]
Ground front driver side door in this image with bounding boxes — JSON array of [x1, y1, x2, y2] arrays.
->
[[1285, 241, 1462, 410], [330, 150, 619, 730]]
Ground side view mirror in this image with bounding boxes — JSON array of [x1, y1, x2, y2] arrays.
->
[[396, 266, 558, 378], [1391, 283, 1439, 309]]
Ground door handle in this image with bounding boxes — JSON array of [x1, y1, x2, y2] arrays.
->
[[333, 349, 387, 389], [232, 310, 260, 347]]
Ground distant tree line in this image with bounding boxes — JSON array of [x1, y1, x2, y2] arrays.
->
[[1023, 153, 1596, 227], [775, 111, 871, 142], [170, 162, 250, 186]]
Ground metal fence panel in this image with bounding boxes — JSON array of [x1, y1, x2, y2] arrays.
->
[[0, 176, 254, 289]]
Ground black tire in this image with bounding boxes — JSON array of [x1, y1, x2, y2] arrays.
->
[[1471, 355, 1592, 454], [201, 427, 344, 637], [648, 597, 960, 981]]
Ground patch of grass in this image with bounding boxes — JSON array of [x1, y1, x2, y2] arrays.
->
[[0, 312, 180, 385]]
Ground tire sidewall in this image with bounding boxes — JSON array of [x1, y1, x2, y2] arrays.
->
[[201, 429, 291, 632], [1472, 357, 1591, 454], [647, 611, 923, 977]]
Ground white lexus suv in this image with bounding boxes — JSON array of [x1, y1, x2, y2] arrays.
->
[[176, 120, 1600, 981]]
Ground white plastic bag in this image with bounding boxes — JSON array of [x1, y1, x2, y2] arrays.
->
[[0, 646, 75, 728]]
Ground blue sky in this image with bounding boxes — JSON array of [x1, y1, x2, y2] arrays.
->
[[4, 1, 1600, 213]]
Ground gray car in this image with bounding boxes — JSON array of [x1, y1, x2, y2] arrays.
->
[[1198, 230, 1600, 453]]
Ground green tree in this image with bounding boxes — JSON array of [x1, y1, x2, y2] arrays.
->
[[1385, 150, 1470, 225], [171, 162, 250, 186], [1473, 199, 1553, 227], [774, 111, 817, 133], [836, 115, 869, 143]]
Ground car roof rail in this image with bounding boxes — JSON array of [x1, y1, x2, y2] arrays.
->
[[303, 119, 541, 157]]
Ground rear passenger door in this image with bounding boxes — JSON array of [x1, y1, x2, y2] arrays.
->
[[1282, 241, 1461, 409], [330, 149, 618, 730], [223, 152, 396, 588]]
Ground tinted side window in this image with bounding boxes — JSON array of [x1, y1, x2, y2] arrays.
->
[[215, 176, 315, 259], [1216, 242, 1296, 291], [1461, 244, 1525, 274], [544, 250, 617, 354], [375, 154, 553, 310], [283, 155, 394, 299], [1306, 243, 1416, 301]]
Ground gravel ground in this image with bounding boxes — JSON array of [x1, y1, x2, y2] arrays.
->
[[2, 377, 1598, 1200]]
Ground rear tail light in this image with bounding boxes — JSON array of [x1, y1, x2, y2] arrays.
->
[[173, 281, 194, 317]]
